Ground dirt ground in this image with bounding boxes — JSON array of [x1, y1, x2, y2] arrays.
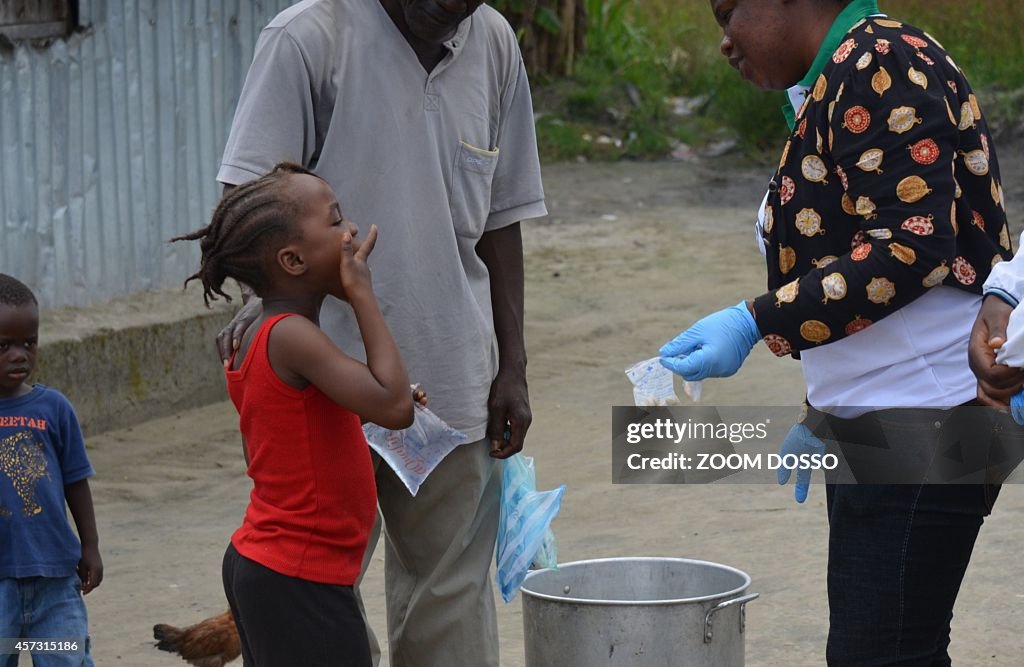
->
[[79, 153, 1024, 666]]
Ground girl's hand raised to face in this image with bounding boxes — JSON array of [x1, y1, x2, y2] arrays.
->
[[340, 224, 378, 301]]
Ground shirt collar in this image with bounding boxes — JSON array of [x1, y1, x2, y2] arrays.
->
[[781, 0, 881, 129], [443, 14, 472, 56]]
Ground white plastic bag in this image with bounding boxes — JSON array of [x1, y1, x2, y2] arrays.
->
[[625, 357, 701, 404], [362, 405, 468, 496], [495, 454, 565, 603]]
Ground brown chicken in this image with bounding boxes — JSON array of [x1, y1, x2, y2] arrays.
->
[[153, 609, 241, 667]]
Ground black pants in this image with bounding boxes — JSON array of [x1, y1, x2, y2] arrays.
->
[[807, 404, 1011, 665], [825, 483, 997, 665], [222, 543, 371, 667]]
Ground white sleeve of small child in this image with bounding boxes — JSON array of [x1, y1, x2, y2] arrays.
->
[[984, 231, 1024, 307]]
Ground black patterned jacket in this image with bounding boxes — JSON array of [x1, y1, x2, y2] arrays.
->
[[751, 16, 1012, 357]]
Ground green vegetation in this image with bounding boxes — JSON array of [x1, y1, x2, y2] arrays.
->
[[529, 0, 1024, 163], [893, 0, 1024, 87]]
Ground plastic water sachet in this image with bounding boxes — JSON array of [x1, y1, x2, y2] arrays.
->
[[496, 454, 565, 603], [362, 405, 468, 496], [625, 357, 701, 405], [625, 357, 680, 406]]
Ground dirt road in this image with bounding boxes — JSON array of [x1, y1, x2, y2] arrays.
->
[[81, 155, 1024, 666]]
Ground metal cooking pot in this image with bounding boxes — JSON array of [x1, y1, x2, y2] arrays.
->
[[521, 557, 758, 666]]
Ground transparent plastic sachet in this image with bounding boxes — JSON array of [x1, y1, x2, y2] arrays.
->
[[362, 404, 468, 496], [625, 357, 702, 405]]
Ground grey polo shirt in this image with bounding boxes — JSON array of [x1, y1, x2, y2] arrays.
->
[[218, 0, 547, 439]]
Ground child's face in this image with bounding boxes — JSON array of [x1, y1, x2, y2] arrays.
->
[[0, 302, 39, 399], [289, 174, 361, 299]]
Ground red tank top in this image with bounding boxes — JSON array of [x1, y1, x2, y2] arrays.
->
[[226, 313, 376, 585]]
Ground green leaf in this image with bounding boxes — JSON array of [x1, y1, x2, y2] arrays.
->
[[535, 5, 563, 35]]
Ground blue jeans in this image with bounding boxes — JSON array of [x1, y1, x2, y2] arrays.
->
[[814, 401, 1008, 665], [0, 576, 93, 667], [825, 483, 997, 666]]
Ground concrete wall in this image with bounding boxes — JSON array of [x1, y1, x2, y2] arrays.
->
[[34, 283, 239, 435]]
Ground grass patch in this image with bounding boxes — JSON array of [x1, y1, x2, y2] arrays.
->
[[531, 0, 1024, 162], [887, 0, 1024, 88]]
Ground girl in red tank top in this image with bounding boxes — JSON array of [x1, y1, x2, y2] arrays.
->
[[174, 162, 414, 666]]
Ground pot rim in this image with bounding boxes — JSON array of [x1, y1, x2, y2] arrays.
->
[[520, 556, 752, 607]]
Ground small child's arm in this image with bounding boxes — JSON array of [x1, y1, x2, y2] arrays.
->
[[359, 385, 428, 425], [285, 227, 415, 429], [65, 479, 103, 594]]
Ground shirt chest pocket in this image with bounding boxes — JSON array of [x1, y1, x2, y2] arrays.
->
[[450, 141, 499, 239]]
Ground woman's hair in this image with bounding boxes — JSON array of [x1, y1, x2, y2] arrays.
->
[[173, 161, 316, 305]]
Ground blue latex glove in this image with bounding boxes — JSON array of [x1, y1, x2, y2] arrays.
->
[[659, 301, 760, 381], [776, 423, 825, 503], [1011, 389, 1024, 426]]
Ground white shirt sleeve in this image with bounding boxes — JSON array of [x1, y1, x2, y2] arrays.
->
[[983, 231, 1024, 307], [755, 191, 769, 257]]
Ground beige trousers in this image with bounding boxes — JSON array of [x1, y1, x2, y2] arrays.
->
[[358, 438, 502, 667]]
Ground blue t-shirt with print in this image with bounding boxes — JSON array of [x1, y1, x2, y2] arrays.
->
[[0, 384, 94, 578]]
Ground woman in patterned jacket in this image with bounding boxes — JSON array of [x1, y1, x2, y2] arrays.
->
[[661, 0, 1014, 663]]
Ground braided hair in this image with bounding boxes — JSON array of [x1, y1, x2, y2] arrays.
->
[[173, 162, 317, 305], [0, 273, 37, 308]]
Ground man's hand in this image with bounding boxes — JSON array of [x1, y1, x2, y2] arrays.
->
[[78, 544, 103, 594], [216, 297, 262, 364], [486, 370, 531, 459], [659, 301, 760, 381], [476, 223, 529, 459], [969, 295, 1024, 407], [777, 423, 825, 503]]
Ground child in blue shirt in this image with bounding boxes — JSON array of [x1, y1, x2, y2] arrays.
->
[[0, 273, 102, 665]]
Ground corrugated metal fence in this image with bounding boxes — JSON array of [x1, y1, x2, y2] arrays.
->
[[0, 0, 296, 307]]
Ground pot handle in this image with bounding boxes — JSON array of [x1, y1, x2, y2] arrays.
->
[[704, 593, 759, 643]]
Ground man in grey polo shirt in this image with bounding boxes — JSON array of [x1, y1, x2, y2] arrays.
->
[[215, 1, 546, 665]]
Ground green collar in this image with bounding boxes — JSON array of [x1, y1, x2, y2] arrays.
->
[[782, 0, 881, 129]]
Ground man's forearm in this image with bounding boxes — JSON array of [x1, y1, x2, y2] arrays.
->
[[477, 223, 526, 373]]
